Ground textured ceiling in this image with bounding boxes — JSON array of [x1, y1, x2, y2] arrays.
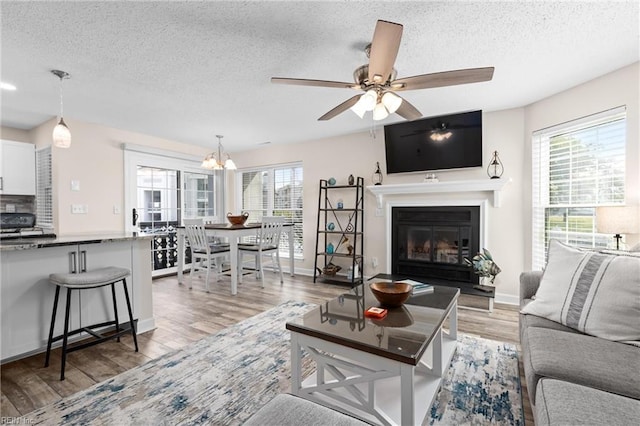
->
[[1, 1, 638, 152]]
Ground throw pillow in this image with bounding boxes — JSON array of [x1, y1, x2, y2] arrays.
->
[[521, 239, 640, 344]]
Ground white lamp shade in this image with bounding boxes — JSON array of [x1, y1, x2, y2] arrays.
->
[[361, 90, 377, 111], [596, 205, 640, 234], [381, 92, 402, 114], [350, 95, 367, 118], [52, 118, 71, 148], [225, 157, 237, 170], [372, 102, 389, 121]]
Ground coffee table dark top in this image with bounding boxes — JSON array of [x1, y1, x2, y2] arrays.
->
[[286, 282, 459, 365]]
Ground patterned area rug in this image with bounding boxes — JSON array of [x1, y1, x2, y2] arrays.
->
[[27, 301, 523, 425]]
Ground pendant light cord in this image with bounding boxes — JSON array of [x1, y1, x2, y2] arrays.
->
[[59, 77, 64, 117]]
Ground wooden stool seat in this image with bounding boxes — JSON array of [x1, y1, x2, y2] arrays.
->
[[45, 266, 138, 380]]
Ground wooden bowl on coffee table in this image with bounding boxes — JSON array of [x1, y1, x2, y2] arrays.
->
[[369, 282, 412, 308]]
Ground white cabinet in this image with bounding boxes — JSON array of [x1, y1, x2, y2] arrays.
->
[[0, 139, 36, 195], [1, 245, 81, 361], [77, 241, 135, 328], [0, 240, 137, 362]]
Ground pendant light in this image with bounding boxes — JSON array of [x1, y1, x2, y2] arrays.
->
[[51, 70, 71, 148], [201, 135, 237, 170]]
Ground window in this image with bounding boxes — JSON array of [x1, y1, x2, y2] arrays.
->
[[238, 163, 303, 257], [532, 106, 626, 268]]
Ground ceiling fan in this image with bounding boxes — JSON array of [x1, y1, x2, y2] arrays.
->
[[271, 20, 494, 122]]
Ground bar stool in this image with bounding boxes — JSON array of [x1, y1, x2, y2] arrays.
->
[[44, 266, 139, 380]]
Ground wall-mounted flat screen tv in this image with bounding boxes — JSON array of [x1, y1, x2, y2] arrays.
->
[[384, 110, 483, 174]]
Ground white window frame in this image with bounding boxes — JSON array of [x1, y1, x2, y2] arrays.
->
[[236, 162, 304, 259], [532, 106, 626, 269], [123, 144, 224, 232]]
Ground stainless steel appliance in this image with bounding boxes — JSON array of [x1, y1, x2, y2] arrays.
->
[[0, 212, 56, 240]]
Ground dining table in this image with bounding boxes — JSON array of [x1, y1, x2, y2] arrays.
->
[[176, 222, 295, 295]]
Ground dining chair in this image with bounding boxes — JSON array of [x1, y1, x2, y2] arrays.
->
[[237, 216, 284, 287], [183, 218, 230, 292]]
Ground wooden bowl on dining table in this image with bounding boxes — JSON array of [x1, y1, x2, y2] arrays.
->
[[226, 212, 249, 226]]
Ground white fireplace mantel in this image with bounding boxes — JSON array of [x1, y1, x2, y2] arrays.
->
[[366, 178, 512, 208]]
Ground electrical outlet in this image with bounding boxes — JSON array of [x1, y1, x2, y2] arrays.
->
[[71, 204, 88, 214], [371, 257, 379, 268]]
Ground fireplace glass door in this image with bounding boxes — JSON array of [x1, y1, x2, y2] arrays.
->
[[402, 225, 470, 265]]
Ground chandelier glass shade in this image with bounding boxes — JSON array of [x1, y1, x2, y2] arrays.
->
[[350, 90, 403, 121], [201, 135, 237, 170], [51, 70, 71, 148]]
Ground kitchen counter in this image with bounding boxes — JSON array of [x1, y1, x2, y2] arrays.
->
[[1, 233, 155, 362], [0, 232, 154, 251]]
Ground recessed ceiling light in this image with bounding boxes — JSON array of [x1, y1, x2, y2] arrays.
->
[[1, 82, 17, 91]]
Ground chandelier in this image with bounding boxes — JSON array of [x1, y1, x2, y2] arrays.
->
[[350, 89, 403, 121], [201, 135, 237, 170], [51, 70, 71, 148]]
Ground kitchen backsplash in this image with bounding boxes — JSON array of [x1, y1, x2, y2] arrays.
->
[[0, 195, 36, 213]]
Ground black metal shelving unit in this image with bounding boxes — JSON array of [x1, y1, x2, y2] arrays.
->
[[314, 177, 364, 286]]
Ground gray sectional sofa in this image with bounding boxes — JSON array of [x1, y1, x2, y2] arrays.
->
[[519, 270, 640, 425]]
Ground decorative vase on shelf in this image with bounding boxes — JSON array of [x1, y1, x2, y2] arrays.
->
[[326, 242, 335, 254], [328, 177, 336, 186], [348, 174, 354, 185]]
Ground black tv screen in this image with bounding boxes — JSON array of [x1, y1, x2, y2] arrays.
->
[[384, 110, 483, 174]]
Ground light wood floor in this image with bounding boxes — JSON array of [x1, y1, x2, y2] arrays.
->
[[1, 273, 533, 424]]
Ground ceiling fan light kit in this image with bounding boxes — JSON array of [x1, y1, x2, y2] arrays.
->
[[271, 19, 494, 122]]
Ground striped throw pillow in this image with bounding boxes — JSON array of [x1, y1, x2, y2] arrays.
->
[[521, 240, 640, 344]]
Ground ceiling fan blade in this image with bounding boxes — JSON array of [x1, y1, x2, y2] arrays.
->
[[391, 67, 495, 91], [368, 20, 403, 84], [318, 95, 361, 121], [271, 77, 356, 89], [395, 97, 422, 121]]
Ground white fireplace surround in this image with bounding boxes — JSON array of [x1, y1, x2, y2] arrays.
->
[[366, 178, 511, 208], [366, 178, 512, 290]]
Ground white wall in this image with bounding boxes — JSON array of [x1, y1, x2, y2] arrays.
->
[[28, 118, 211, 235], [0, 126, 31, 143], [231, 108, 526, 304]]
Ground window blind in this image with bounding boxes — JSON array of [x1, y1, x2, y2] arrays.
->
[[239, 163, 303, 256], [532, 106, 626, 269], [35, 147, 53, 229]]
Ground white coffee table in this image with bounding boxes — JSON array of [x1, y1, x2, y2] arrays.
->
[[287, 283, 459, 425]]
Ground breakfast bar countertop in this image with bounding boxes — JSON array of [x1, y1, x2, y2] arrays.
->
[[0, 232, 154, 251]]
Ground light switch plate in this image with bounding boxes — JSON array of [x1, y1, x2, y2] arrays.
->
[[71, 204, 88, 214], [71, 180, 80, 191]]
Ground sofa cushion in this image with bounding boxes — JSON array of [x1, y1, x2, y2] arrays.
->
[[523, 327, 640, 402], [520, 239, 640, 344], [244, 393, 368, 426], [535, 379, 640, 426]]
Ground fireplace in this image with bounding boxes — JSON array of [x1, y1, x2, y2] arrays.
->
[[391, 206, 480, 293]]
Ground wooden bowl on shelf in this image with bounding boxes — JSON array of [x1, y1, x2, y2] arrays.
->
[[369, 282, 412, 308], [226, 212, 249, 226]]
